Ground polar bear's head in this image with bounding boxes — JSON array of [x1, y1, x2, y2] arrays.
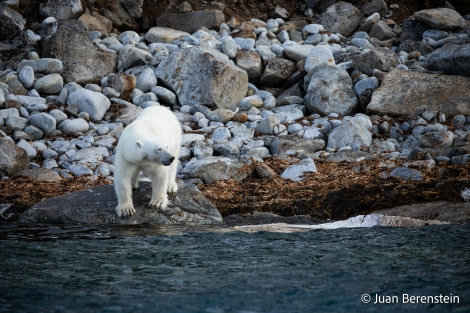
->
[[135, 138, 175, 166]]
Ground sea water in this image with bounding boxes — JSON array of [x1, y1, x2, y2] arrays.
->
[[0, 223, 469, 313]]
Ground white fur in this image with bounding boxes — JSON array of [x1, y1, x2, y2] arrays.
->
[[114, 106, 182, 217]]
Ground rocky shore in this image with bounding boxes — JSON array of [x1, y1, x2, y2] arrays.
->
[[1, 0, 470, 225]]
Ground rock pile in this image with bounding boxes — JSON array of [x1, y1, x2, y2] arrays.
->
[[1, 0, 470, 188]]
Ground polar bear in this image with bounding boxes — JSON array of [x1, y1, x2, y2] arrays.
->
[[114, 105, 182, 217]]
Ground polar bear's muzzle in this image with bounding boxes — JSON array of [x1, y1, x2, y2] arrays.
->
[[161, 155, 175, 166]]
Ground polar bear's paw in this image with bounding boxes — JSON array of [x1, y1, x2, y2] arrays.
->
[[116, 204, 136, 218], [167, 181, 178, 193], [149, 195, 169, 210]]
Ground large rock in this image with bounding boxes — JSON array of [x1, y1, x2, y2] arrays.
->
[[367, 70, 470, 116], [327, 115, 372, 149], [352, 47, 400, 76], [269, 135, 325, 155], [29, 112, 57, 136], [260, 57, 296, 86], [425, 43, 470, 77], [19, 182, 222, 225], [0, 138, 29, 177], [42, 20, 116, 84], [0, 2, 25, 40], [413, 8, 466, 30], [144, 26, 189, 44], [156, 47, 248, 110], [183, 157, 251, 184], [236, 50, 263, 83], [155, 10, 225, 34], [67, 88, 111, 121], [320, 1, 362, 37], [281, 158, 317, 182], [304, 65, 358, 116], [117, 44, 152, 72], [17, 58, 63, 74]]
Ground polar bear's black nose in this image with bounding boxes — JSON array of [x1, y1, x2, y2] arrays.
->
[[163, 156, 175, 166]]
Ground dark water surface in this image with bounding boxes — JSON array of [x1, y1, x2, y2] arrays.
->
[[0, 223, 469, 313]]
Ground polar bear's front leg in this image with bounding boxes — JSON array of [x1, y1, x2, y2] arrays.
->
[[114, 163, 138, 217], [148, 166, 170, 210], [167, 160, 178, 193]]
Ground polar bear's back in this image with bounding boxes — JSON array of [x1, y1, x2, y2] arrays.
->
[[136, 106, 181, 138]]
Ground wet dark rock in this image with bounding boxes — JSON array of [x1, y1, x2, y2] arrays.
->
[[425, 43, 470, 77], [375, 201, 470, 223], [0, 3, 26, 41], [19, 182, 223, 225]]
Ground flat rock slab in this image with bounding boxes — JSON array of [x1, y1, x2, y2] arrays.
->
[[232, 214, 448, 233], [19, 182, 222, 225], [374, 201, 470, 223], [367, 69, 470, 116]]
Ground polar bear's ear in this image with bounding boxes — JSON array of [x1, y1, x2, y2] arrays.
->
[[136, 141, 143, 149]]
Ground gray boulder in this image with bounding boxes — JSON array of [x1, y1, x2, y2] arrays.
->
[[270, 135, 325, 155], [260, 57, 296, 86], [369, 20, 396, 41], [320, 2, 362, 37], [425, 43, 470, 77], [19, 182, 222, 225], [118, 45, 152, 72], [235, 50, 263, 83], [145, 27, 189, 44], [156, 47, 248, 110], [352, 47, 400, 75], [135, 68, 157, 92], [367, 70, 470, 116], [413, 8, 466, 30], [183, 157, 251, 184], [33, 73, 64, 94], [17, 58, 63, 74], [42, 20, 116, 84], [304, 45, 335, 72], [0, 138, 29, 177], [304, 65, 358, 116], [281, 158, 317, 182], [420, 131, 454, 148], [156, 10, 225, 34], [354, 76, 379, 109], [58, 118, 90, 134], [390, 166, 423, 181], [29, 113, 57, 136], [67, 88, 111, 121], [283, 44, 314, 62], [18, 65, 35, 89], [327, 115, 372, 150]]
